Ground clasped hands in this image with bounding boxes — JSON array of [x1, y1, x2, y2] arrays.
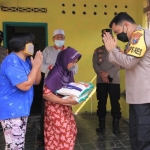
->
[[103, 32, 117, 52], [31, 50, 43, 69], [100, 71, 109, 83]]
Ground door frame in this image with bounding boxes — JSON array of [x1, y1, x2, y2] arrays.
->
[[3, 22, 48, 48]]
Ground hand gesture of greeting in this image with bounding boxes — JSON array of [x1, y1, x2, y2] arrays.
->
[[103, 32, 117, 52], [31, 50, 43, 69]]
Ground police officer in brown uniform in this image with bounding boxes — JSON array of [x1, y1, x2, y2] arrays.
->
[[103, 12, 150, 150], [92, 29, 121, 134], [0, 31, 7, 64]]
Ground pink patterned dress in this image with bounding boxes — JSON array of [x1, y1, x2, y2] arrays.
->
[[43, 85, 77, 150]]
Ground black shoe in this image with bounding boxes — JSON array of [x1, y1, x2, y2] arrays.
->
[[113, 125, 120, 134], [113, 127, 120, 134], [96, 119, 105, 133], [113, 118, 120, 134], [96, 125, 105, 133]]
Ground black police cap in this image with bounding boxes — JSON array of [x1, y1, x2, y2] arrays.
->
[[101, 28, 112, 37]]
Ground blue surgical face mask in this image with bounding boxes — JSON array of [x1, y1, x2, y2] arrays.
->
[[68, 65, 75, 71], [55, 40, 65, 47]]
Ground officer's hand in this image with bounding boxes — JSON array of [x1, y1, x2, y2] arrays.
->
[[100, 73, 109, 83], [103, 32, 117, 52], [102, 77, 109, 83], [100, 71, 108, 78], [100, 72, 104, 79]]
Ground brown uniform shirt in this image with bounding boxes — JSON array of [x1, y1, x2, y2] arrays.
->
[[92, 45, 120, 84], [0, 46, 7, 64], [108, 25, 150, 104]]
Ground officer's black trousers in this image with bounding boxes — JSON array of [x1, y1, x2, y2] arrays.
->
[[129, 104, 150, 150], [96, 83, 121, 120]]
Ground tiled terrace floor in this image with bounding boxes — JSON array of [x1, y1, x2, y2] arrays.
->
[[0, 112, 131, 150]]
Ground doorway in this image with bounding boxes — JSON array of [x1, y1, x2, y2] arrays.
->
[[3, 22, 48, 115]]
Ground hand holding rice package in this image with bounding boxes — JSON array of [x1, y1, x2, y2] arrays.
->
[[56, 82, 94, 103]]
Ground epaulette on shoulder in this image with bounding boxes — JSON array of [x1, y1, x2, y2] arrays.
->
[[93, 49, 97, 54], [101, 45, 105, 48], [127, 29, 146, 57], [95, 45, 105, 53]]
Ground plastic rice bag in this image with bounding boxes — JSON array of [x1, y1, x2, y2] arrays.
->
[[56, 82, 94, 103], [62, 92, 89, 103]]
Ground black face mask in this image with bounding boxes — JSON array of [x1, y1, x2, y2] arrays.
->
[[117, 32, 128, 42], [117, 25, 128, 42]]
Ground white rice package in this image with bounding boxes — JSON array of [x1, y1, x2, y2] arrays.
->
[[62, 92, 89, 103], [56, 82, 94, 103]]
